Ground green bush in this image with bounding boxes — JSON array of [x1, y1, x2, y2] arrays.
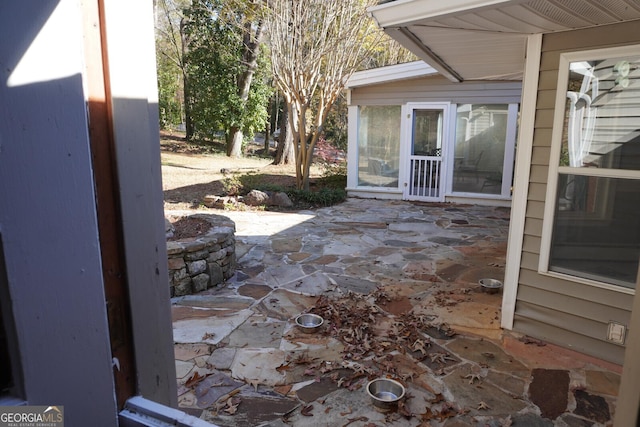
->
[[317, 163, 347, 189], [288, 188, 347, 207], [222, 170, 347, 208]]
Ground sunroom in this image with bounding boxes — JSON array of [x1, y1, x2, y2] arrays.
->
[[345, 61, 521, 206]]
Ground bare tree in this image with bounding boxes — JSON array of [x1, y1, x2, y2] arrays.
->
[[266, 0, 381, 190], [156, 0, 193, 138]]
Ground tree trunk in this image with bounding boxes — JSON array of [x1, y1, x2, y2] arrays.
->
[[227, 127, 243, 157], [183, 71, 194, 141], [264, 121, 270, 153], [273, 102, 294, 165], [180, 16, 194, 141], [226, 20, 264, 157]]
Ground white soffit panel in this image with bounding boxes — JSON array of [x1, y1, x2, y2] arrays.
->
[[438, 14, 523, 33], [408, 25, 526, 80], [371, 0, 640, 81]]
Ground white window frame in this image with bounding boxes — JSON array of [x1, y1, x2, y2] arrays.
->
[[538, 44, 640, 295], [447, 102, 518, 200], [351, 104, 404, 192]]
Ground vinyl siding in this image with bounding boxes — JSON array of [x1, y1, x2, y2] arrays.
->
[[514, 20, 640, 364], [349, 75, 522, 106]]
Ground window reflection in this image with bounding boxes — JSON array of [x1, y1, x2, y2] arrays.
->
[[561, 56, 640, 170], [452, 104, 508, 194], [547, 50, 640, 290], [551, 175, 640, 288], [357, 106, 401, 187]]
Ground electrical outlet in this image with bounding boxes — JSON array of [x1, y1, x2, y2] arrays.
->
[[606, 322, 626, 345]]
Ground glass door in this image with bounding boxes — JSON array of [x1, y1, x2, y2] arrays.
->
[[406, 106, 446, 201]]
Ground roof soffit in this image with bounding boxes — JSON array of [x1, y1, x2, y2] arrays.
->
[[370, 0, 640, 82]]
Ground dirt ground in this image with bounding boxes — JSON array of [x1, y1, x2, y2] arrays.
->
[[161, 132, 324, 211]]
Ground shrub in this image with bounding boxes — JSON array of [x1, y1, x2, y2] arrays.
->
[[318, 163, 347, 189], [288, 188, 347, 207], [222, 169, 347, 209]]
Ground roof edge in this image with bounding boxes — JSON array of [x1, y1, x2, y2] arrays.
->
[[368, 0, 516, 28], [346, 61, 438, 88]]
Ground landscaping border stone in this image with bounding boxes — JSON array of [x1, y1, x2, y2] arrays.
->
[[166, 214, 236, 296]]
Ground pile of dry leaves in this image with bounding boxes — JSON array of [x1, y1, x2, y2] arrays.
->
[[283, 290, 464, 423], [183, 290, 469, 424]]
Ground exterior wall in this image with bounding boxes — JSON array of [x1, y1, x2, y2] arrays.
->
[[514, 20, 640, 364], [0, 1, 184, 424], [0, 1, 118, 424], [347, 75, 521, 204], [350, 75, 522, 105], [102, 0, 178, 405]]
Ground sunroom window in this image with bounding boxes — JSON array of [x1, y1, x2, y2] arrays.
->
[[543, 47, 640, 290], [357, 105, 401, 187], [451, 104, 516, 196]]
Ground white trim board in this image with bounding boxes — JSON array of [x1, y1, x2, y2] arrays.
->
[[368, 0, 514, 28], [501, 34, 542, 330], [346, 61, 438, 88]]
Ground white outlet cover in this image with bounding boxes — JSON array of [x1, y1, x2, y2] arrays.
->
[[607, 322, 626, 345]]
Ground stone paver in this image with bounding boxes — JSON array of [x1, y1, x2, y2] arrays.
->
[[169, 199, 620, 426], [223, 317, 285, 348]]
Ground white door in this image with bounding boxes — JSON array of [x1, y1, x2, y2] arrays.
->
[[404, 104, 449, 201]]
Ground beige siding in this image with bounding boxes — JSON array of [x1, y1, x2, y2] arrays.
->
[[525, 200, 545, 219], [520, 251, 540, 271], [514, 311, 626, 363], [529, 165, 549, 184], [532, 128, 553, 148], [531, 147, 551, 166], [523, 217, 543, 237], [527, 182, 546, 202], [538, 70, 560, 90], [515, 20, 640, 365], [349, 75, 522, 106]]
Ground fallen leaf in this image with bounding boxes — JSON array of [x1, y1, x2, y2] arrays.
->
[[224, 404, 238, 415], [429, 393, 445, 404], [397, 400, 412, 418], [223, 396, 241, 415], [518, 336, 546, 346], [412, 339, 429, 355], [275, 362, 292, 372], [340, 407, 353, 416], [300, 404, 314, 417], [248, 379, 260, 392], [464, 373, 482, 384], [343, 416, 368, 426], [477, 401, 491, 410], [429, 352, 455, 364], [185, 372, 205, 388]]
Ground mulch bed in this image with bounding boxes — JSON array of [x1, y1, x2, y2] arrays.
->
[[168, 216, 212, 241]]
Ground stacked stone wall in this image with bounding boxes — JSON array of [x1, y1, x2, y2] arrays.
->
[[166, 215, 236, 296]]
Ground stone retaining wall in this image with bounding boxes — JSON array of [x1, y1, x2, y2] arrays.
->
[[166, 214, 236, 296]]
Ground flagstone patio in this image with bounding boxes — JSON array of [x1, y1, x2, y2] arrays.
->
[[169, 198, 620, 426]]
